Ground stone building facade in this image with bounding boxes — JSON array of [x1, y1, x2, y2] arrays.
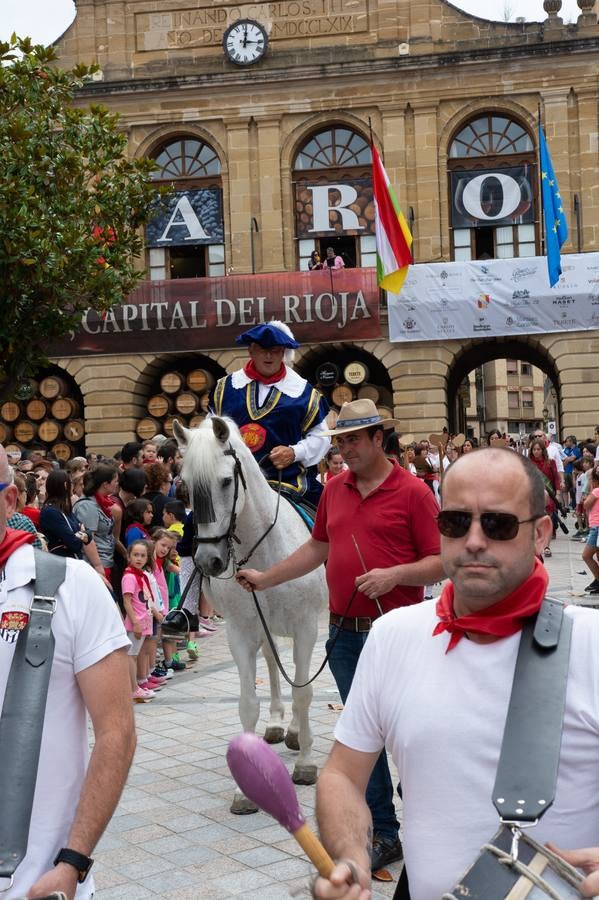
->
[[36, 0, 599, 453]]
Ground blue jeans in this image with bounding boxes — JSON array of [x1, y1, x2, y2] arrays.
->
[[326, 625, 400, 842]]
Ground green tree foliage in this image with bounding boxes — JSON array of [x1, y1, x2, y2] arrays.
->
[[0, 36, 159, 398]]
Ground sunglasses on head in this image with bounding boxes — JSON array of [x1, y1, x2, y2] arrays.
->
[[437, 510, 542, 541]]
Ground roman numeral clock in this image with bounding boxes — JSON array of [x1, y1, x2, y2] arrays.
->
[[223, 19, 268, 65]]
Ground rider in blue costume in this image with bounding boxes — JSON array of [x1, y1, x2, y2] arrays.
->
[[212, 321, 330, 508]]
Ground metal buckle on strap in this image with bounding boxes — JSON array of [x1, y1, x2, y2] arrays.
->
[[31, 597, 57, 613]]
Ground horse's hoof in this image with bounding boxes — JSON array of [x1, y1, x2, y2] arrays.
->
[[292, 764, 318, 785], [230, 795, 259, 815], [264, 725, 285, 744], [284, 730, 300, 751]]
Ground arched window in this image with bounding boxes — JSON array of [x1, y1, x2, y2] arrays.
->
[[292, 126, 374, 270], [448, 113, 536, 261], [152, 138, 221, 180], [449, 115, 533, 159], [146, 136, 224, 280], [294, 127, 371, 170]]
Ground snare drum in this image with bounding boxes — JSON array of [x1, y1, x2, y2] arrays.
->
[[443, 826, 586, 899]]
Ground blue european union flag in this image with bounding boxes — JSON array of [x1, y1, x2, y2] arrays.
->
[[539, 125, 568, 288]]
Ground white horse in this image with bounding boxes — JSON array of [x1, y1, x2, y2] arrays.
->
[[173, 416, 327, 813]]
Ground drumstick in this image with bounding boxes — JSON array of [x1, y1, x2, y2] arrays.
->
[[352, 534, 383, 617], [226, 733, 335, 878]]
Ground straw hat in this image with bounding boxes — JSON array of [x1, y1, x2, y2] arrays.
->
[[323, 399, 400, 436]]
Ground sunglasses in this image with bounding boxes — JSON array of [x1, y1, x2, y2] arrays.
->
[[437, 510, 542, 541]]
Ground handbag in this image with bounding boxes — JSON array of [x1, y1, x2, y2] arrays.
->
[[443, 598, 586, 899], [0, 550, 67, 888]]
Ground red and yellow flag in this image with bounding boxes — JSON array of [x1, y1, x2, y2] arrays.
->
[[372, 143, 412, 294]]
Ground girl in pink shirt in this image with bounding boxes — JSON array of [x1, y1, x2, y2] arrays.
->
[[582, 467, 599, 592], [122, 539, 160, 702]]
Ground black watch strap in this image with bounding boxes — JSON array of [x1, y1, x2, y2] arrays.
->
[[53, 847, 94, 883]]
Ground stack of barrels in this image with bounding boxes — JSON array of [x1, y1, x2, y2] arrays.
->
[[0, 376, 85, 460], [136, 368, 215, 441], [315, 361, 394, 429]]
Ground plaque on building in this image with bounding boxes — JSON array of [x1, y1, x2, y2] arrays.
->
[[146, 189, 224, 247]]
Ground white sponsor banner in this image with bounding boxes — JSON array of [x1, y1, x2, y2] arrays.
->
[[388, 253, 599, 343]]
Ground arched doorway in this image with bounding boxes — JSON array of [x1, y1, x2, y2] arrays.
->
[[447, 339, 561, 440]]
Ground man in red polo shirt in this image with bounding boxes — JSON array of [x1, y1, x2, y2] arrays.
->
[[237, 399, 443, 873]]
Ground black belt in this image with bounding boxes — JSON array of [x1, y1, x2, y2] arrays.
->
[[330, 613, 375, 633]]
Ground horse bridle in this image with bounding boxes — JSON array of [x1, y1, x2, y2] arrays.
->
[[192, 443, 282, 576]]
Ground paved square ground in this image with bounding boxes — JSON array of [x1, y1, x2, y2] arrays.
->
[[93, 529, 597, 898]]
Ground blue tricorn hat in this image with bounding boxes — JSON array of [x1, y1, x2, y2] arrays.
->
[[236, 322, 300, 350]]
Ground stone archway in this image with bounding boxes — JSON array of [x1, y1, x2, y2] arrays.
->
[[446, 337, 561, 435]]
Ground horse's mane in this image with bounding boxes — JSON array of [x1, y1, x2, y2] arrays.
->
[[181, 416, 250, 489]]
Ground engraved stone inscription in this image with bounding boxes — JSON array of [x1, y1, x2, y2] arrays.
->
[[136, 0, 368, 51]]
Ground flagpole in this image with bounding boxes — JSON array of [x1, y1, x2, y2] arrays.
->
[[537, 99, 546, 258]]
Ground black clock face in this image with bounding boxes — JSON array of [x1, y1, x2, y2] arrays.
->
[[223, 19, 268, 65]]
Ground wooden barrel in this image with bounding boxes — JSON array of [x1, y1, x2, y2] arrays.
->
[[4, 443, 21, 456], [147, 394, 173, 418], [0, 422, 12, 444], [51, 397, 80, 421], [39, 375, 68, 399], [357, 383, 380, 404], [52, 442, 73, 461], [175, 392, 198, 416], [14, 421, 37, 443], [160, 371, 185, 395], [136, 417, 161, 440], [63, 419, 85, 442], [26, 398, 48, 421], [186, 368, 215, 393], [1, 401, 21, 423], [331, 384, 354, 407], [189, 414, 205, 429], [38, 419, 61, 443], [199, 391, 210, 413], [343, 361, 369, 386]]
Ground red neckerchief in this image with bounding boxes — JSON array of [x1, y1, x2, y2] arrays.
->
[[155, 556, 164, 571], [124, 565, 152, 600], [126, 522, 150, 539], [0, 528, 35, 568], [433, 557, 548, 653], [95, 491, 114, 518], [244, 359, 286, 386]]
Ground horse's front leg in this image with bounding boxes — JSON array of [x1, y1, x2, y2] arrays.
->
[[261, 639, 286, 745], [289, 623, 318, 786], [227, 624, 261, 814]]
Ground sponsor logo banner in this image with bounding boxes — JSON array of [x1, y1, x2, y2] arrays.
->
[[388, 253, 599, 343]]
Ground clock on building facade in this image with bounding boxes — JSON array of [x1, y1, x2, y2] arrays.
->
[[223, 19, 268, 65]]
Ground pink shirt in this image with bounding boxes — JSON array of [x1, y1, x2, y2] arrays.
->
[[121, 571, 153, 635], [589, 488, 599, 527], [152, 563, 168, 613]]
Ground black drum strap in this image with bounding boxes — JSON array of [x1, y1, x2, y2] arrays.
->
[[492, 597, 573, 825], [0, 550, 66, 881]]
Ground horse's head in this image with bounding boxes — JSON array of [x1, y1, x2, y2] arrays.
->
[[173, 416, 247, 576]]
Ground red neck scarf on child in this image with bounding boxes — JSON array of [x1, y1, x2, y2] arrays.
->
[[124, 565, 152, 596], [155, 556, 164, 572], [433, 557, 548, 653], [0, 528, 35, 569], [95, 491, 114, 518], [244, 359, 286, 386]]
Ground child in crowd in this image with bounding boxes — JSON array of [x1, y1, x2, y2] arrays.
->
[[124, 498, 154, 546], [151, 528, 188, 670], [142, 441, 158, 465], [162, 497, 185, 613], [572, 458, 589, 540], [582, 466, 599, 594], [122, 540, 161, 703]]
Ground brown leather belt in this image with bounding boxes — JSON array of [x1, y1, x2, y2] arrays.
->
[[330, 613, 374, 633]]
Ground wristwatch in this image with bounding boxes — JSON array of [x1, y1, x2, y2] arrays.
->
[[53, 847, 94, 883]]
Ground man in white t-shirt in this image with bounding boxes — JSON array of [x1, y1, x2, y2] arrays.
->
[[0, 447, 134, 899], [313, 448, 599, 900]]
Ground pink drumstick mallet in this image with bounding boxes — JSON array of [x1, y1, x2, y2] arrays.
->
[[227, 732, 335, 878]]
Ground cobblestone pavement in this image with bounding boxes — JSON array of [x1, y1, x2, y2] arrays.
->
[[93, 527, 597, 899]]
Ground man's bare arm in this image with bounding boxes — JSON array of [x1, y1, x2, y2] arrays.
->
[[27, 646, 136, 899], [237, 537, 328, 592]]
